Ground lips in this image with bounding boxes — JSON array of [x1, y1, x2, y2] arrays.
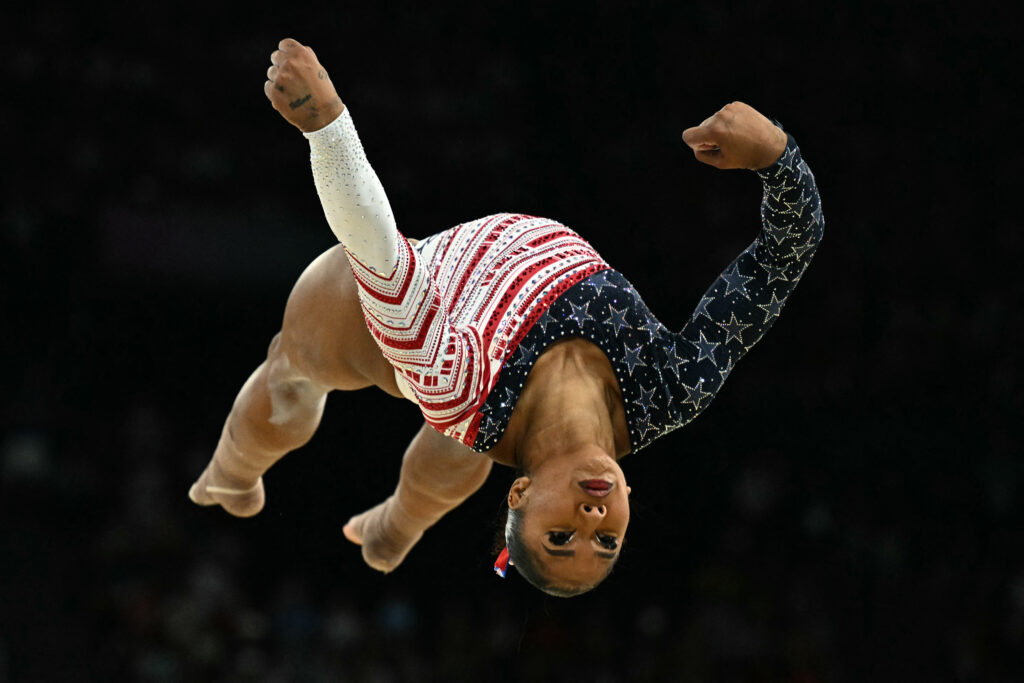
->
[[579, 479, 614, 497]]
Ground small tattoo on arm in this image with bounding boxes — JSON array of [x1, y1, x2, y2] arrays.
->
[[289, 94, 312, 110], [317, 70, 326, 80], [276, 84, 285, 92]]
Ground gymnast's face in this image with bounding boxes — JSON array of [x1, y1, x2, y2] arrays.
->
[[508, 456, 631, 589]]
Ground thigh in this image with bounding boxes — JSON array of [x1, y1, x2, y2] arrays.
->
[[279, 244, 403, 397]]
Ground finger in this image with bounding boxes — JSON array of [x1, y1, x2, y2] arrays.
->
[[682, 125, 716, 148], [263, 79, 274, 100], [270, 49, 283, 66], [694, 148, 725, 168], [278, 37, 302, 51], [267, 64, 279, 81]]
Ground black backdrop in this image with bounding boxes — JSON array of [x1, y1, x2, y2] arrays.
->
[[2, 1, 1021, 681]]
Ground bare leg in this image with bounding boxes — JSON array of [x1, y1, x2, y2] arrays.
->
[[189, 244, 403, 517], [342, 422, 493, 572], [188, 336, 328, 516]]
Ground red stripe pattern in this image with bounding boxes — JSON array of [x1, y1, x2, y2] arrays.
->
[[346, 213, 609, 445]]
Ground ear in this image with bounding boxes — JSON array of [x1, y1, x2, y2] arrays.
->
[[507, 476, 531, 509]]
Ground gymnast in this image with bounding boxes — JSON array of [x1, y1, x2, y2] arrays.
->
[[189, 38, 824, 597]]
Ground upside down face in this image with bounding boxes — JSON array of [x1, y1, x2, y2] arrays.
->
[[508, 453, 631, 591]]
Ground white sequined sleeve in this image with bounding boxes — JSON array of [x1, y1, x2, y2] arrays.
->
[[303, 108, 400, 275]]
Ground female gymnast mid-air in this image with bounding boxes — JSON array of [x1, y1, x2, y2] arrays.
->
[[189, 38, 824, 597]]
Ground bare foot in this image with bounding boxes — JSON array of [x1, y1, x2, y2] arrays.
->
[[343, 497, 423, 573], [188, 458, 266, 518]]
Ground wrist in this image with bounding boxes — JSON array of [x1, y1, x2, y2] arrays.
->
[[298, 97, 346, 133], [752, 126, 789, 170]]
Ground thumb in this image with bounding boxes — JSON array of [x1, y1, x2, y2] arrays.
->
[[682, 125, 718, 150]]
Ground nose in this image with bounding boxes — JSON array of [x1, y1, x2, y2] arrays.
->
[[579, 503, 606, 518]]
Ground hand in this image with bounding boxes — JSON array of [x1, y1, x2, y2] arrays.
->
[[343, 496, 425, 573], [264, 38, 345, 133], [682, 101, 788, 170]]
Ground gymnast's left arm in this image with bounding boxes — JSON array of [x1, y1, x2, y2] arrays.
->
[[669, 102, 825, 419]]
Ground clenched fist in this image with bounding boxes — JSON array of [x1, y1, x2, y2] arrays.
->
[[682, 102, 788, 170], [264, 38, 344, 132]]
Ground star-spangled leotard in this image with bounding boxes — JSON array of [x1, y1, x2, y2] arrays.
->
[[305, 109, 823, 452]]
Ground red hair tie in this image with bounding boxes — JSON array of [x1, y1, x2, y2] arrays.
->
[[494, 546, 511, 578]]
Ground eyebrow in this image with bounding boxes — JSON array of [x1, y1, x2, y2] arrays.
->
[[542, 546, 617, 560]]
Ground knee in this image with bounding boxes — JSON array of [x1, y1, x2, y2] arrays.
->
[[265, 352, 327, 427]]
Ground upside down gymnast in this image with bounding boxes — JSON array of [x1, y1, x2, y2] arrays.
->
[[189, 38, 824, 597]]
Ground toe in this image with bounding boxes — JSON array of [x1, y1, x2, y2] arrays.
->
[[343, 519, 363, 545]]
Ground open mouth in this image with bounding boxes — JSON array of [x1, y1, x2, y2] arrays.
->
[[579, 479, 614, 497]]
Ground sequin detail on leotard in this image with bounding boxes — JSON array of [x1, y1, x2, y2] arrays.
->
[[472, 135, 824, 452]]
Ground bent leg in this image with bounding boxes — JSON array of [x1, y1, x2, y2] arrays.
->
[[190, 245, 406, 517], [189, 333, 330, 516]]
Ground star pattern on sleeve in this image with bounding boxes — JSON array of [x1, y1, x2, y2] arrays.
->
[[661, 343, 688, 379], [762, 260, 791, 284], [680, 378, 712, 412], [757, 291, 785, 324], [693, 331, 720, 366], [768, 185, 792, 202], [764, 218, 797, 246], [716, 312, 753, 345], [622, 132, 824, 453], [692, 294, 715, 322], [788, 235, 817, 261], [782, 191, 811, 218], [638, 317, 662, 342], [721, 263, 755, 299], [475, 136, 822, 455], [717, 354, 735, 382]]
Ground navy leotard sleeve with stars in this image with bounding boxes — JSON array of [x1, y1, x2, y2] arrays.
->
[[643, 134, 825, 444], [471, 134, 823, 453]]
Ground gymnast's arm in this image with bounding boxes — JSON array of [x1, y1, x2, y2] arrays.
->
[[342, 423, 494, 573], [265, 37, 402, 273], [668, 102, 825, 421]]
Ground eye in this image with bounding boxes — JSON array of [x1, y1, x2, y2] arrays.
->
[[595, 532, 618, 550], [547, 531, 574, 546]]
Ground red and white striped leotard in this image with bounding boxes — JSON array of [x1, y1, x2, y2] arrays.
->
[[305, 109, 608, 446]]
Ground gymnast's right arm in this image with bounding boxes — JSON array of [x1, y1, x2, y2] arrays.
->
[[342, 423, 494, 573], [265, 37, 401, 273]]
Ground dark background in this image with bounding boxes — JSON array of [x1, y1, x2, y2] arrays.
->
[[2, 0, 1020, 681]]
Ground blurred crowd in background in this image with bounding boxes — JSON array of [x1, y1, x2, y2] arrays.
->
[[2, 1, 1021, 681]]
